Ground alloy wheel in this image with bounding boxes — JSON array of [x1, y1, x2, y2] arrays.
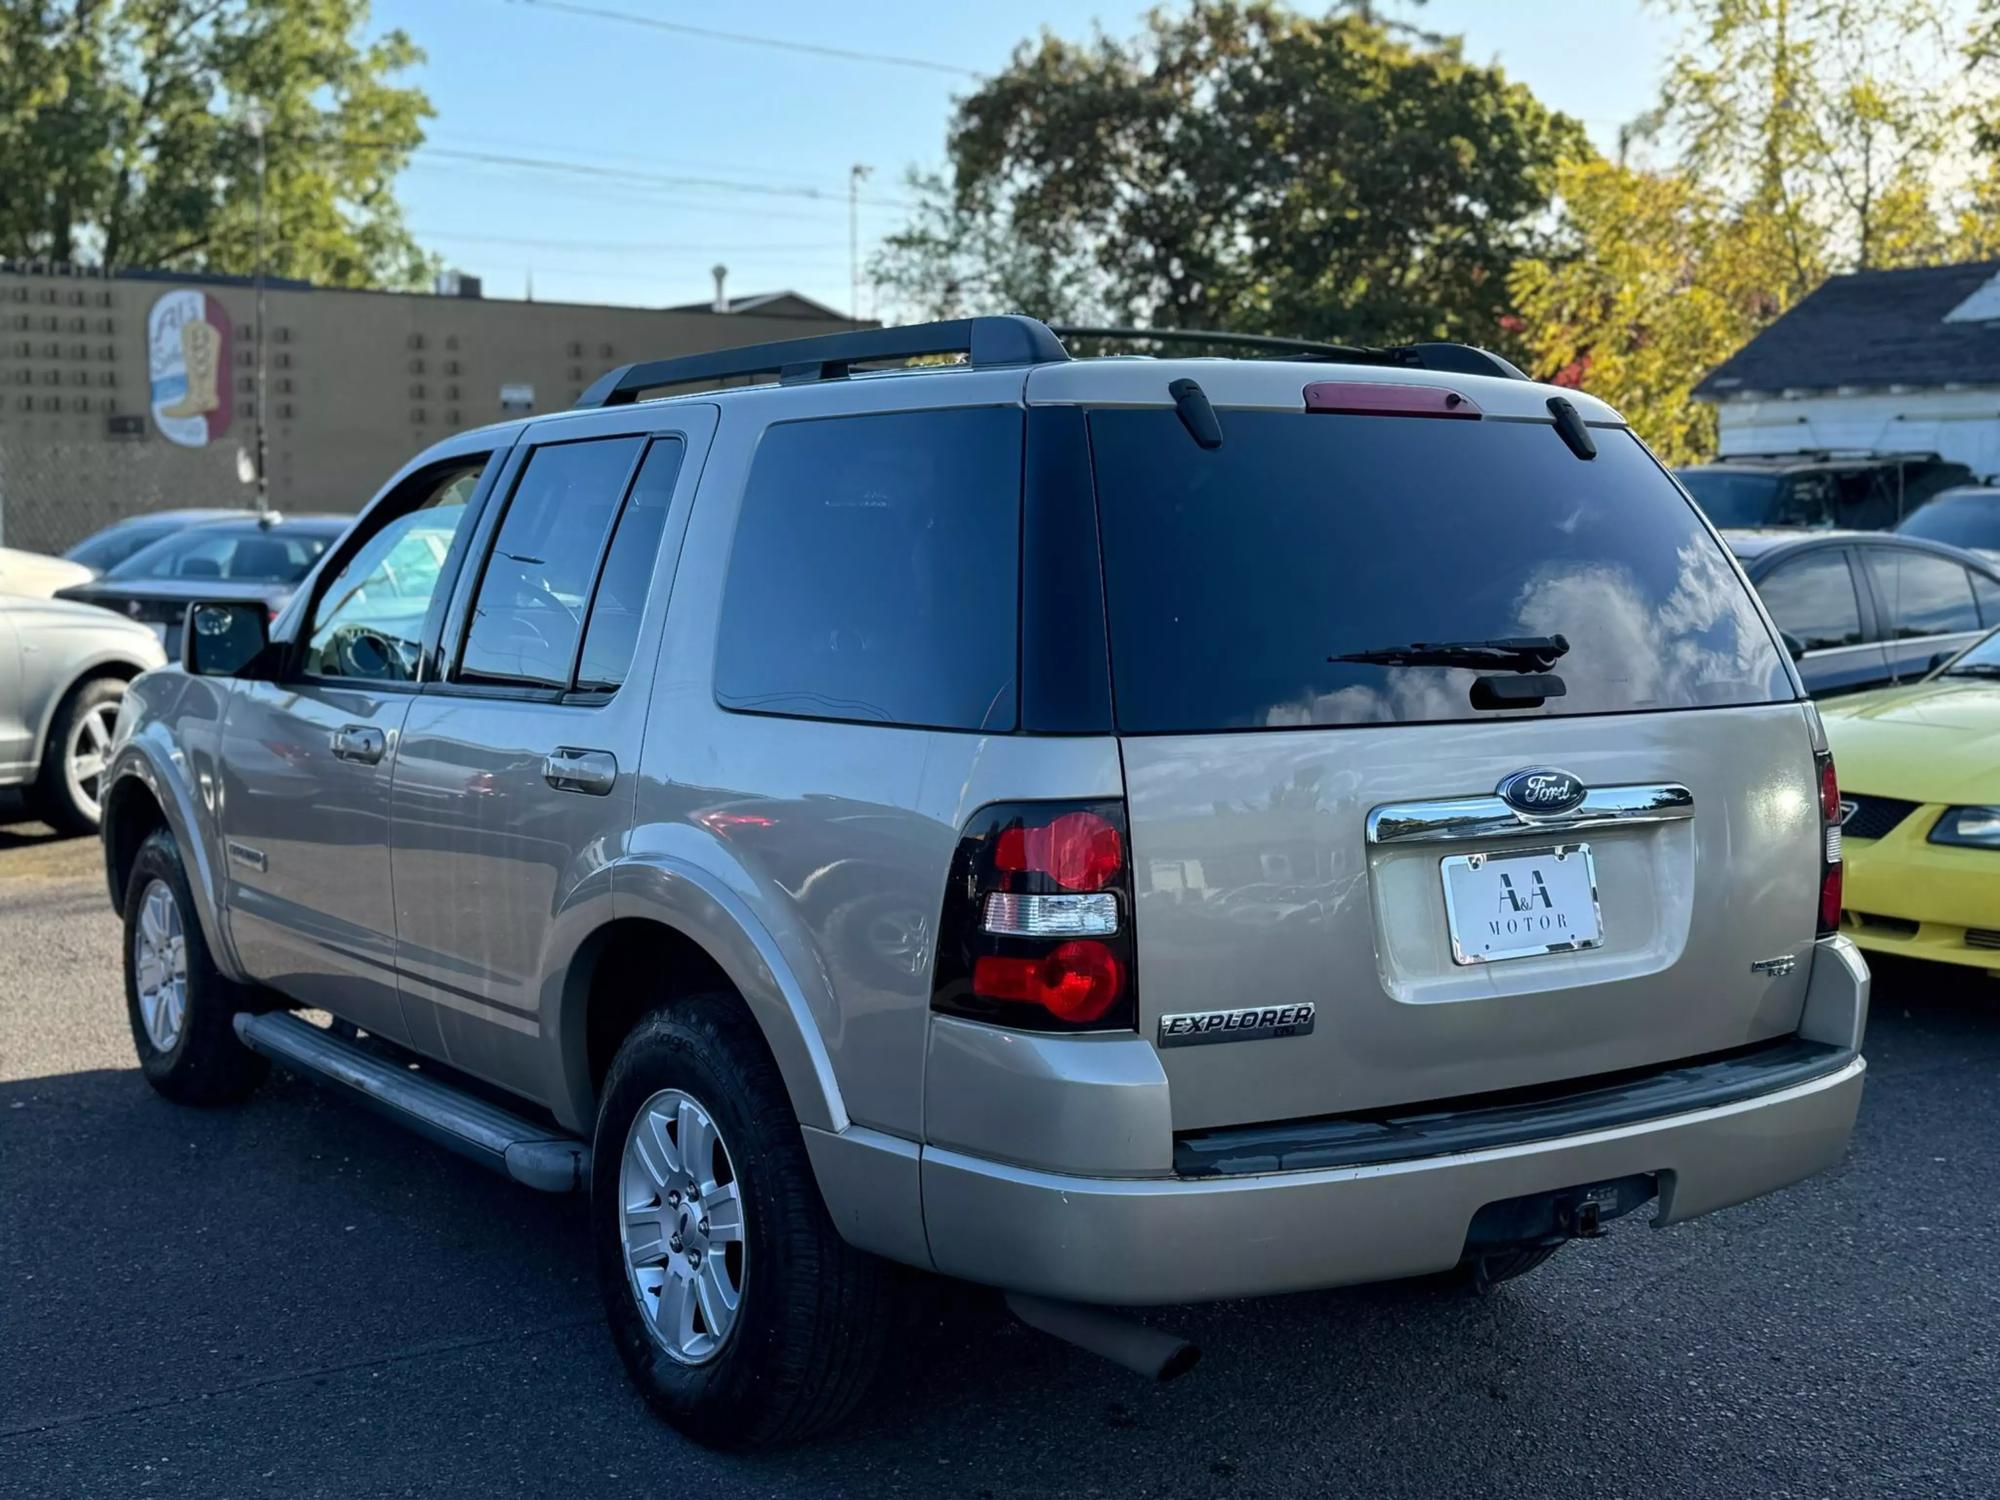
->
[[133, 878, 188, 1052], [618, 1088, 747, 1365]]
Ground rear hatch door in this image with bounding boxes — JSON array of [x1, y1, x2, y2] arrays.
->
[[1084, 387, 1818, 1132]]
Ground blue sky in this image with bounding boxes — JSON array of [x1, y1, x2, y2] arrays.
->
[[371, 0, 1677, 314]]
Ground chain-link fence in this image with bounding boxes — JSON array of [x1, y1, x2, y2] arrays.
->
[[0, 435, 247, 555]]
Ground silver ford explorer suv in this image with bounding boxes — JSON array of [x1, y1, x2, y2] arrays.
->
[[100, 316, 1869, 1448]]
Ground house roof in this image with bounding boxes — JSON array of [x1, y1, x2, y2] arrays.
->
[[661, 290, 850, 320], [1695, 260, 2000, 400]]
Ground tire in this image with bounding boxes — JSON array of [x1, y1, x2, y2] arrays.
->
[[592, 1000, 892, 1449], [123, 828, 267, 1106], [1465, 1242, 1564, 1293], [34, 675, 124, 835]]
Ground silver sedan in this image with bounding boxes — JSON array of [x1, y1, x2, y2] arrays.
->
[[0, 593, 166, 832]]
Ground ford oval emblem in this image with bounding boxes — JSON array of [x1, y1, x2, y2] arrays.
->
[[1498, 767, 1586, 816]]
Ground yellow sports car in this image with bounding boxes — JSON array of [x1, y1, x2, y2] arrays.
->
[[1820, 627, 2000, 971]]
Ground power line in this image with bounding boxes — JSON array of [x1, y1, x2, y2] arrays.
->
[[400, 162, 904, 227], [411, 228, 848, 254], [409, 146, 919, 211], [503, 0, 982, 79]]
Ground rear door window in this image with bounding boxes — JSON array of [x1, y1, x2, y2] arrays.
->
[[574, 439, 684, 692], [1088, 411, 1791, 732], [459, 437, 643, 687], [1756, 550, 1864, 652], [713, 407, 1020, 730], [1864, 549, 1981, 638]]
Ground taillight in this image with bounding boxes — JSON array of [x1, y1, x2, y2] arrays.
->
[[1817, 751, 1843, 937], [932, 800, 1137, 1033]]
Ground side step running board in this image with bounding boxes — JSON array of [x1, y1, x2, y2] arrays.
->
[[232, 1011, 590, 1193]]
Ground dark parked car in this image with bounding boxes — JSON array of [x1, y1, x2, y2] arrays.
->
[[62, 508, 257, 575], [1679, 451, 1971, 530], [1895, 485, 2000, 560], [56, 514, 347, 658], [1727, 529, 2000, 696]]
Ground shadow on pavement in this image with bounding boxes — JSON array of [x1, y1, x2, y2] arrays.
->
[[4, 980, 1999, 1496]]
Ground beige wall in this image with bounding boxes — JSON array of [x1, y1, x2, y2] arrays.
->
[[0, 265, 864, 552]]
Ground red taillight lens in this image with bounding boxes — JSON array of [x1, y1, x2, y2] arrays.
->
[[1817, 751, 1842, 938], [932, 801, 1137, 1033], [972, 942, 1125, 1023], [993, 809, 1123, 892]]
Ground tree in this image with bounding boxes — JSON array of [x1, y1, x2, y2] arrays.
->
[[1657, 0, 1965, 285], [1508, 159, 1795, 464], [0, 0, 433, 289], [874, 1, 1587, 351]]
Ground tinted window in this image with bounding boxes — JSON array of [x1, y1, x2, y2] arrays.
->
[[1091, 413, 1790, 732], [1865, 549, 1980, 638], [1756, 551, 1863, 652], [575, 439, 684, 692], [1977, 574, 2000, 627], [112, 523, 329, 582], [714, 408, 1020, 730], [460, 437, 643, 687], [305, 465, 484, 682], [66, 522, 175, 572], [1899, 491, 2000, 549], [1676, 468, 1788, 527]]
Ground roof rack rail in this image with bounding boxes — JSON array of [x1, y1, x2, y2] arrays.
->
[[572, 314, 1069, 409], [1048, 324, 1529, 381], [1714, 448, 1945, 464]]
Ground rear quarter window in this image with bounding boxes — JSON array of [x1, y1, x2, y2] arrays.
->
[[713, 407, 1021, 731], [1089, 410, 1792, 732]]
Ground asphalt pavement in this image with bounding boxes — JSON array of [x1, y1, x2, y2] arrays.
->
[[4, 795, 1998, 1498]]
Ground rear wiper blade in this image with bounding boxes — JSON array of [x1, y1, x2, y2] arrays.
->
[[1330, 633, 1571, 674]]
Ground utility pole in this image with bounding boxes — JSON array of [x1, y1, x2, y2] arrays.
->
[[849, 163, 872, 322], [246, 101, 271, 515]]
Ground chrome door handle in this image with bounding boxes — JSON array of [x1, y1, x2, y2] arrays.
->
[[544, 747, 617, 796], [330, 724, 386, 765]]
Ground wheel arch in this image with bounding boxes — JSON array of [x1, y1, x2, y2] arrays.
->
[[99, 737, 241, 979], [552, 861, 849, 1140]]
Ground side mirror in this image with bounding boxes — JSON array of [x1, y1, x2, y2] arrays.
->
[[183, 600, 270, 678], [1780, 631, 1807, 663]]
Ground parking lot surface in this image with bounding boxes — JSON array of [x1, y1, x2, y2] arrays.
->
[[4, 800, 1998, 1498]]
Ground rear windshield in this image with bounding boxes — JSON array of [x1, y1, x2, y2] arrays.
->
[[110, 524, 330, 584], [1898, 492, 2000, 548], [1090, 411, 1792, 733], [1675, 467, 1788, 528]]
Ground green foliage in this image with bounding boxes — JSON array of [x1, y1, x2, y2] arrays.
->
[[0, 0, 433, 288], [874, 1, 1587, 351], [1509, 160, 1798, 465]]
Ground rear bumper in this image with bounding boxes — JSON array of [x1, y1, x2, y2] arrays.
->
[[913, 937, 1870, 1306], [922, 1053, 1863, 1305]]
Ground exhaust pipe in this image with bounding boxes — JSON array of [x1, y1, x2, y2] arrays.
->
[[1006, 1293, 1200, 1382]]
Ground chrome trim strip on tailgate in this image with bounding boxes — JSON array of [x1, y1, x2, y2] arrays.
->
[[1366, 782, 1694, 846]]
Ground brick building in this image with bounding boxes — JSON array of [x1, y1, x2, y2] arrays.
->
[[0, 260, 865, 553]]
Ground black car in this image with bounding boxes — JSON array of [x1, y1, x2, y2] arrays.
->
[[1726, 529, 2000, 696], [1678, 451, 1971, 530], [62, 507, 257, 574], [1895, 485, 2000, 559], [56, 514, 348, 658]]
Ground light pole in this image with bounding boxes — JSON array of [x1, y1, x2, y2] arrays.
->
[[245, 101, 271, 515], [849, 163, 871, 323]]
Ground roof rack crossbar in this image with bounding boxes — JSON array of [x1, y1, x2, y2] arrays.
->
[[572, 314, 1070, 409], [1048, 325, 1527, 381]]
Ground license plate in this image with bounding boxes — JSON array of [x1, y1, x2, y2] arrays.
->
[[1440, 843, 1602, 965]]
